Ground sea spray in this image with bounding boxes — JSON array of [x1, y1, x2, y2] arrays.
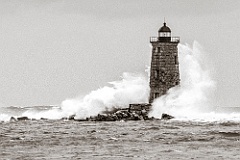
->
[[0, 73, 149, 122], [0, 113, 11, 122], [60, 72, 149, 119], [14, 73, 148, 120], [149, 41, 217, 120], [22, 107, 64, 120]]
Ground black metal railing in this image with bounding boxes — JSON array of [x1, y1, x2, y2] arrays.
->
[[150, 37, 180, 43]]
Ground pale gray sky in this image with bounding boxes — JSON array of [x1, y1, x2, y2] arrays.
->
[[0, 0, 240, 107]]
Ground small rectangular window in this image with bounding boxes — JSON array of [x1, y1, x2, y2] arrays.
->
[[158, 47, 160, 53], [174, 56, 178, 64]]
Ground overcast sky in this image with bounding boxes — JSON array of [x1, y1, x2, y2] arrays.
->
[[0, 0, 240, 107]]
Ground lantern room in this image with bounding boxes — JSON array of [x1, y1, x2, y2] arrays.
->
[[158, 22, 171, 42]]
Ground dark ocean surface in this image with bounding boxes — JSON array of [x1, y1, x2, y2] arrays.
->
[[1, 119, 240, 160]]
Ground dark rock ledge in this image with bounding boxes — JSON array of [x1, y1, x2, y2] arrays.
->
[[9, 104, 174, 122]]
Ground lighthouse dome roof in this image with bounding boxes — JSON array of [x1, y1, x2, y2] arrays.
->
[[158, 22, 171, 32]]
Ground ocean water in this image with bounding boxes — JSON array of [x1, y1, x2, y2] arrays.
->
[[1, 118, 240, 160]]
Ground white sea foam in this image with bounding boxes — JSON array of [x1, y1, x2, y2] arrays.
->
[[1, 73, 149, 121], [60, 72, 149, 119], [149, 41, 240, 122], [0, 114, 11, 122]]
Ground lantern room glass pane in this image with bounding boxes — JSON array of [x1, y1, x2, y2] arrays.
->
[[159, 32, 171, 37]]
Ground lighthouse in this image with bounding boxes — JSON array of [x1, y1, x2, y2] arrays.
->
[[149, 22, 180, 103], [128, 21, 180, 116]]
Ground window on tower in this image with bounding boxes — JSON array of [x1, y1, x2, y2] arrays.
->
[[174, 56, 178, 64]]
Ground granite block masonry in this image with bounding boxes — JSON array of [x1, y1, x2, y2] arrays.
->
[[149, 22, 180, 103]]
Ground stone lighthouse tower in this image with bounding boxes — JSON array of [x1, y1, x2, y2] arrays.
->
[[149, 22, 180, 103]]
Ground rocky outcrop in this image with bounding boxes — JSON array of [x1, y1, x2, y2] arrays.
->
[[161, 113, 174, 120], [10, 117, 17, 122], [71, 106, 155, 122], [17, 116, 29, 121], [8, 106, 175, 122], [74, 109, 148, 122]]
